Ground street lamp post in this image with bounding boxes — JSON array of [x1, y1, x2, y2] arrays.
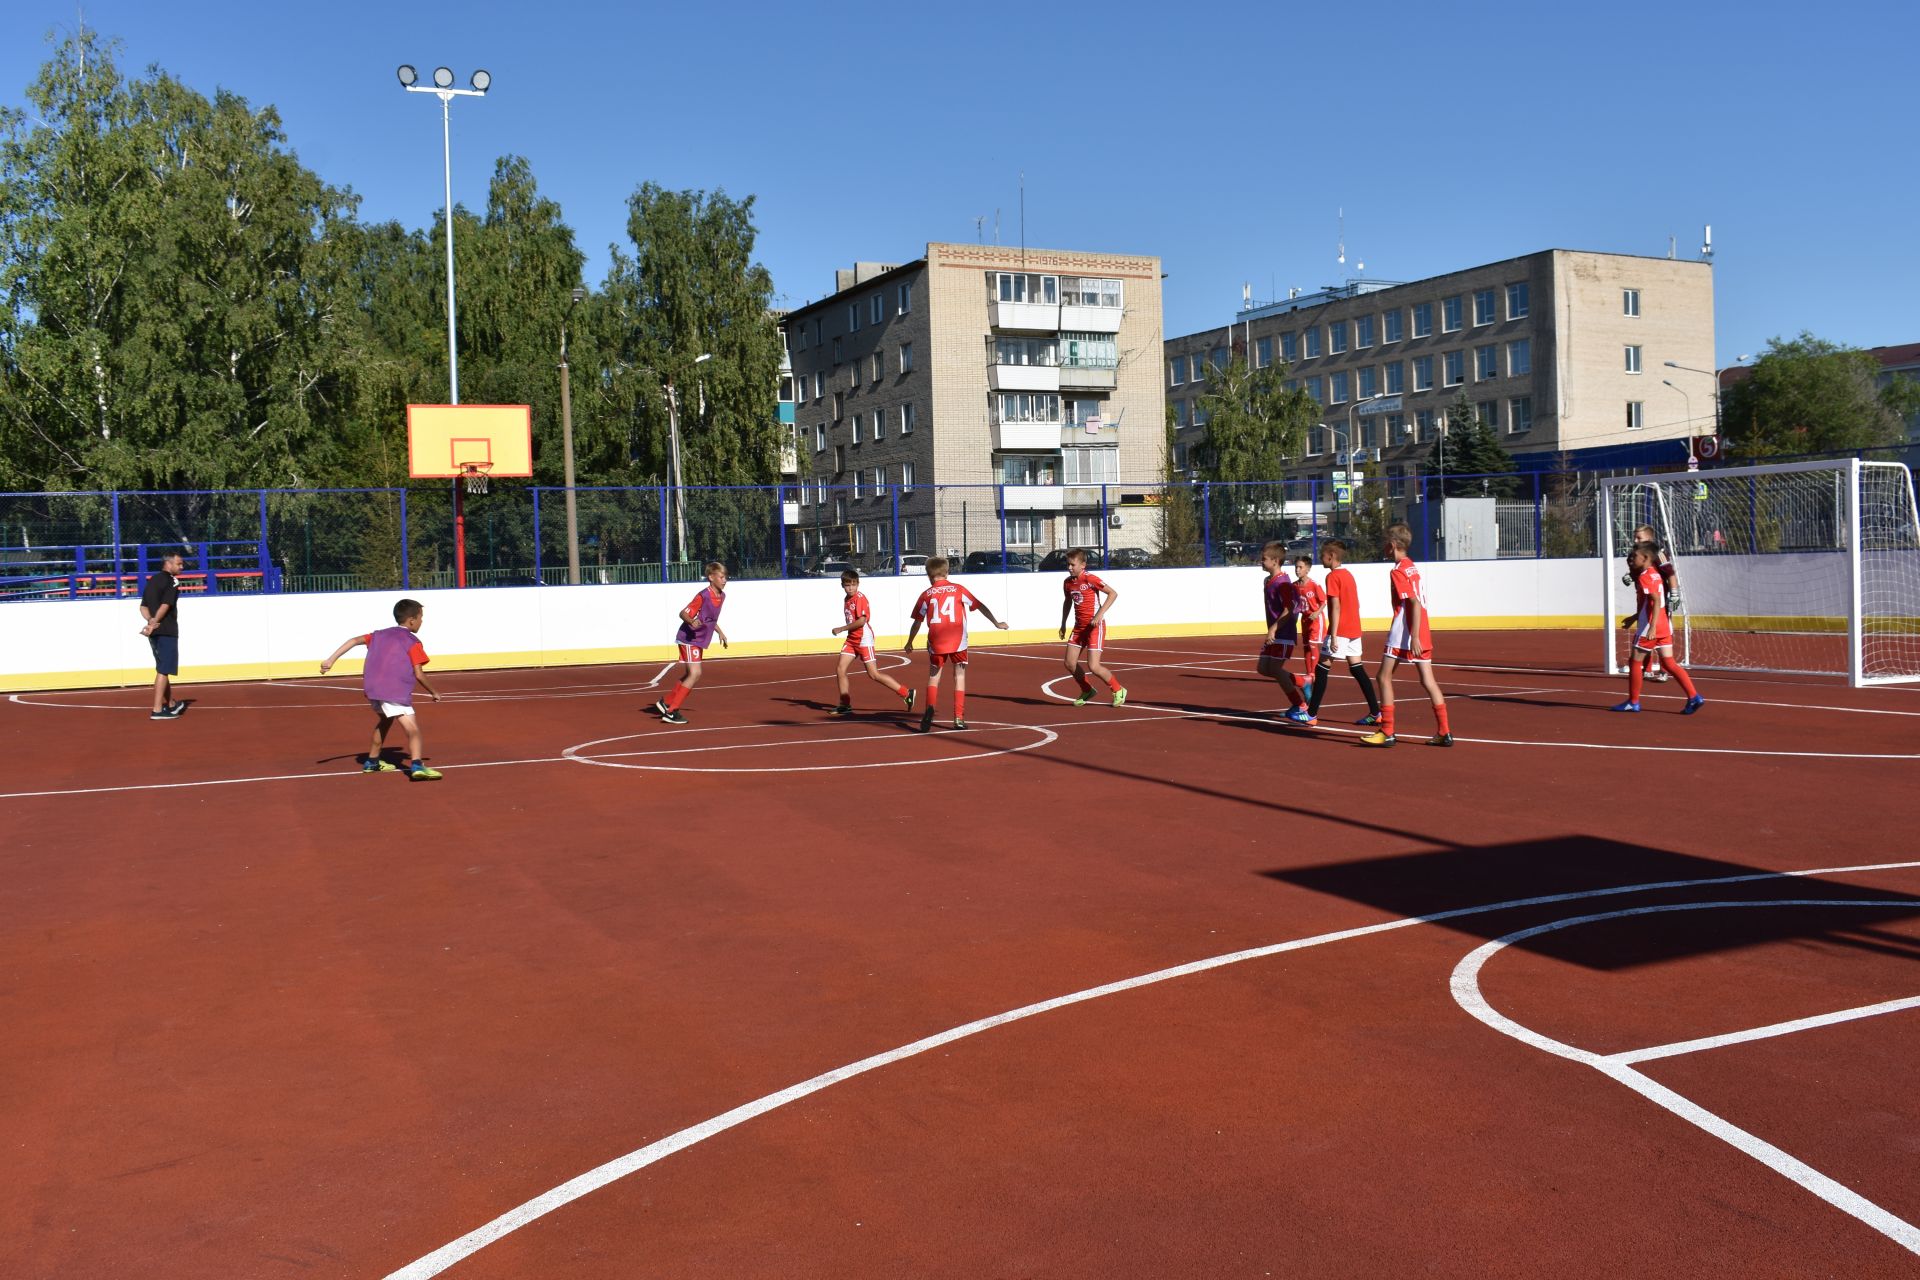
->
[[397, 64, 490, 404], [1664, 359, 1720, 434], [559, 287, 585, 584], [1662, 377, 1694, 457], [664, 353, 712, 565]]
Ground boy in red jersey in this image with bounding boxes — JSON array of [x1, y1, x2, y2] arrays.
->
[[1305, 539, 1382, 725], [319, 597, 443, 779], [1615, 540, 1705, 714], [652, 561, 729, 725], [904, 556, 1009, 732], [1291, 553, 1327, 701], [829, 568, 915, 717], [1360, 524, 1452, 748], [1627, 523, 1683, 680], [1058, 548, 1127, 708], [1257, 541, 1310, 723]]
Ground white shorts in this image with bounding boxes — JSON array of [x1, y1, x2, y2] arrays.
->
[[370, 699, 414, 719], [1322, 635, 1363, 663]]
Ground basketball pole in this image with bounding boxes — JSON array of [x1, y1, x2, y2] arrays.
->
[[455, 478, 467, 589]]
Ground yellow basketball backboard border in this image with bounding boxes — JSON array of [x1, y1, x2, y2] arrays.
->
[[406, 404, 534, 478]]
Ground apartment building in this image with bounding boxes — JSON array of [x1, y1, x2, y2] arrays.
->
[[1165, 250, 1715, 480], [781, 242, 1164, 567]]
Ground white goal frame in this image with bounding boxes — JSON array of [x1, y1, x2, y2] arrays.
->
[[1598, 458, 1920, 687]]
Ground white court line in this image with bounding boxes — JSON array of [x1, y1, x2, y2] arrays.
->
[[1451, 899, 1920, 1257], [1609, 994, 1920, 1066], [383, 862, 1920, 1279], [564, 721, 1058, 775]]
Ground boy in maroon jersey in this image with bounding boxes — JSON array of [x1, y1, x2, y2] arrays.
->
[[904, 557, 1009, 732]]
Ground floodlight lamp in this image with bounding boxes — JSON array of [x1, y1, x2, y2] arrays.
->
[[470, 69, 491, 91], [397, 64, 418, 87], [433, 66, 454, 88], [694, 353, 713, 364], [571, 287, 587, 304]]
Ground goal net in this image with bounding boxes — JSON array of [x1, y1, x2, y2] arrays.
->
[[1600, 459, 1920, 686]]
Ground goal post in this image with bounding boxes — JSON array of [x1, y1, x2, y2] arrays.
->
[[1597, 458, 1920, 687]]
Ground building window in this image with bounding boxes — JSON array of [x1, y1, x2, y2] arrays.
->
[[832, 337, 842, 363], [814, 424, 825, 451], [900, 402, 916, 434], [1192, 402, 1211, 427], [1412, 355, 1434, 392], [997, 336, 1058, 367], [1478, 399, 1499, 429], [1356, 314, 1376, 349], [1210, 346, 1229, 373], [1063, 447, 1120, 484], [999, 455, 1057, 486], [872, 408, 884, 440], [1358, 366, 1378, 398], [1172, 399, 1187, 426], [1328, 321, 1348, 355], [1623, 289, 1640, 317], [1475, 345, 1498, 381], [1443, 351, 1464, 387], [871, 294, 884, 325], [1384, 412, 1406, 442], [1281, 332, 1299, 362], [1385, 360, 1405, 394], [872, 466, 885, 494], [1506, 282, 1529, 319], [1473, 289, 1496, 326], [994, 272, 1058, 304], [1361, 416, 1377, 449], [1005, 514, 1043, 546], [1067, 515, 1103, 546], [1060, 276, 1123, 308], [851, 411, 861, 444], [1306, 428, 1324, 456], [1255, 336, 1272, 368], [898, 281, 912, 315], [1415, 408, 1437, 442], [1065, 398, 1103, 426], [871, 352, 884, 383], [1383, 310, 1404, 344], [833, 392, 843, 422], [1169, 355, 1187, 385], [853, 524, 865, 553], [848, 364, 859, 391], [1442, 296, 1463, 333], [1306, 375, 1324, 403], [1330, 371, 1350, 403], [1304, 327, 1323, 359], [814, 371, 825, 398], [792, 375, 805, 406], [1061, 333, 1116, 368], [995, 392, 1062, 422], [1508, 339, 1531, 376], [852, 470, 863, 498], [835, 497, 846, 524], [1625, 345, 1642, 374], [874, 521, 890, 552], [902, 518, 918, 549], [815, 478, 826, 504], [1627, 401, 1645, 430], [900, 342, 914, 373], [848, 303, 861, 333], [1509, 397, 1533, 433], [901, 461, 915, 493], [1411, 302, 1433, 339]]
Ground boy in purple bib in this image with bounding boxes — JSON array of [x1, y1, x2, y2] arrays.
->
[[653, 562, 729, 725], [321, 598, 444, 779]]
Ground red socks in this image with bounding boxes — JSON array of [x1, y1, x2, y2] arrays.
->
[[1667, 662, 1698, 698], [899, 687, 912, 702], [927, 686, 939, 710], [954, 689, 966, 720], [1628, 663, 1645, 703], [1435, 704, 1450, 735], [1381, 706, 1396, 737], [665, 684, 690, 712]]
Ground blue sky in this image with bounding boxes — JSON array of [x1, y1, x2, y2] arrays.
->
[[5, 0, 1916, 367]]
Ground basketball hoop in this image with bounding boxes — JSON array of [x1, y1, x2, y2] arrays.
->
[[460, 462, 492, 496]]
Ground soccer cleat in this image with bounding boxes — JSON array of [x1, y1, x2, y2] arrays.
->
[[163, 702, 186, 718], [904, 689, 917, 713], [1648, 671, 1671, 683], [917, 708, 934, 734], [827, 704, 852, 718], [1682, 695, 1706, 715], [1428, 733, 1454, 747], [1611, 700, 1641, 713], [650, 698, 671, 717], [1359, 731, 1396, 748], [660, 709, 689, 725], [953, 719, 968, 731], [1112, 688, 1128, 708], [1285, 707, 1315, 726], [407, 765, 443, 781], [149, 709, 171, 721], [1356, 712, 1383, 727], [1073, 693, 1092, 707], [362, 758, 399, 773]]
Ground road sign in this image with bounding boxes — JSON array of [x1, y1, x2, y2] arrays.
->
[[1355, 395, 1403, 416], [1694, 435, 1722, 461]]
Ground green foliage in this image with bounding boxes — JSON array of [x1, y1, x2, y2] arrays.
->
[[1722, 332, 1920, 458], [1192, 354, 1318, 482], [1429, 396, 1522, 497], [1155, 405, 1202, 566]]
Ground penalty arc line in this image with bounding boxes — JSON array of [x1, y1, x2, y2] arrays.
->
[[381, 860, 1920, 1279]]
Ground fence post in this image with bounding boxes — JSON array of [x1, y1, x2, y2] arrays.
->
[[1532, 472, 1543, 558], [1200, 482, 1213, 567], [110, 491, 123, 596], [658, 486, 670, 581], [399, 489, 410, 589], [532, 486, 543, 584], [1100, 485, 1110, 569], [257, 490, 272, 591], [997, 486, 1008, 572], [778, 485, 791, 578], [889, 484, 900, 575]]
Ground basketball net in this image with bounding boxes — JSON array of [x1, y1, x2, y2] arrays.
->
[[461, 463, 492, 496]]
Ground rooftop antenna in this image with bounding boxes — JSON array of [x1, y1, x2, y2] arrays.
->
[[1018, 171, 1026, 268], [1337, 207, 1346, 267], [1668, 235, 1676, 259], [972, 214, 986, 244], [1701, 223, 1713, 263], [1242, 281, 1252, 311], [994, 208, 1000, 246]]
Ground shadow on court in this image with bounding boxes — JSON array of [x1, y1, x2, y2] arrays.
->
[[1264, 838, 1920, 971]]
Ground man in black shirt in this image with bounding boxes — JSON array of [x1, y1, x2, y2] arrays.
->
[[139, 552, 186, 720]]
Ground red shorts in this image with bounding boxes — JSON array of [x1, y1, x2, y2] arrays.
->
[[1067, 620, 1106, 650], [1302, 622, 1327, 649], [927, 649, 968, 671], [678, 643, 705, 664], [1383, 613, 1431, 663], [841, 636, 875, 663], [1260, 639, 1296, 663]]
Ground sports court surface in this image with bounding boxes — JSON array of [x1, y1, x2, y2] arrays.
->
[[5, 630, 1919, 1278]]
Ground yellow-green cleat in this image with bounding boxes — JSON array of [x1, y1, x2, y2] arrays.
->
[[1112, 688, 1128, 707], [1359, 731, 1396, 748], [407, 764, 444, 781]]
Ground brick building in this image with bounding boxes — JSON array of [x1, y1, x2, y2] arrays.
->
[[781, 242, 1164, 568]]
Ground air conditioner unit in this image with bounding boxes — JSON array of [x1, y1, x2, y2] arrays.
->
[[1108, 513, 1124, 529]]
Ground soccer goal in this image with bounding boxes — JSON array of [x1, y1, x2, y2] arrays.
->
[[1598, 458, 1920, 686]]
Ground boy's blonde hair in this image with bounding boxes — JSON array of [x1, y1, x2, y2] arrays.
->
[[925, 555, 950, 575], [1261, 540, 1287, 558], [1386, 523, 1412, 551], [1067, 547, 1088, 564], [704, 560, 726, 575], [1321, 538, 1347, 563]]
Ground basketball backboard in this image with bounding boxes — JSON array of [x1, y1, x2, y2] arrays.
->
[[406, 404, 534, 478]]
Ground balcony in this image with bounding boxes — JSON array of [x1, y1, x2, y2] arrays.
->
[[779, 441, 799, 475], [1060, 303, 1122, 333], [1000, 484, 1065, 512], [989, 300, 1060, 333], [992, 419, 1063, 451], [987, 362, 1060, 392], [1058, 361, 1117, 391]]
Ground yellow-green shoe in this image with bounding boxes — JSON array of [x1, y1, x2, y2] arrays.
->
[[1112, 688, 1128, 708], [362, 758, 399, 773], [1073, 692, 1092, 707], [1359, 731, 1396, 748], [407, 764, 444, 781]]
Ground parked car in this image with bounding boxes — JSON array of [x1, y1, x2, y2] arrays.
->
[[1036, 549, 1075, 572], [809, 557, 853, 579], [1108, 546, 1154, 568], [960, 550, 1038, 574], [896, 553, 930, 576]]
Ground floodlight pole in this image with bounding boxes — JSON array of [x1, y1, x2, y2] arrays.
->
[[560, 288, 585, 584]]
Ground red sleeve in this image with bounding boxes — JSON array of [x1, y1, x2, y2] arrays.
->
[[686, 593, 705, 615], [409, 641, 429, 666], [358, 633, 372, 646], [1088, 574, 1106, 592]]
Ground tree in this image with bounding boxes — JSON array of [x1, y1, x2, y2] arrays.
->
[[1430, 395, 1521, 497], [1154, 405, 1202, 566], [1192, 355, 1318, 482], [1722, 332, 1920, 458]]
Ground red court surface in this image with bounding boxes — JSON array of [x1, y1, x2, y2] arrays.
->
[[4, 630, 1919, 1278]]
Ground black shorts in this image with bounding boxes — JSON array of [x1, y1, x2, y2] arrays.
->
[[149, 634, 179, 676]]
